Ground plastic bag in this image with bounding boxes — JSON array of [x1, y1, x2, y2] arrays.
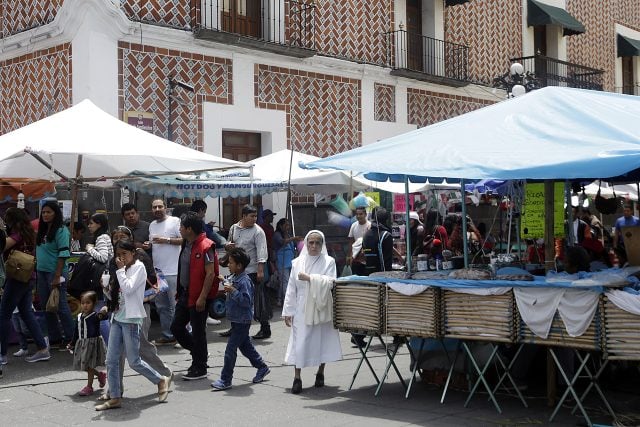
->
[[340, 264, 353, 277], [46, 287, 60, 313], [253, 281, 273, 322]]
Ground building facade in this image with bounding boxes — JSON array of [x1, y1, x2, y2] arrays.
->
[[1, 0, 639, 222]]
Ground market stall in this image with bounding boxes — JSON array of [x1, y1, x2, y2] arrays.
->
[[304, 86, 640, 426]]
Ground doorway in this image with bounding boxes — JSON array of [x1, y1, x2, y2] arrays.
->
[[406, 0, 423, 71], [222, 131, 262, 227], [220, 0, 261, 38]]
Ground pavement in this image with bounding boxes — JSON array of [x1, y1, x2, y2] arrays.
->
[[1, 312, 638, 427]]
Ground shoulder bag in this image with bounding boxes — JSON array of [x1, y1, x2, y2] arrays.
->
[[68, 252, 107, 299], [5, 247, 36, 283]]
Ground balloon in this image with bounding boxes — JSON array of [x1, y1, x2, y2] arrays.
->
[[329, 194, 352, 217]]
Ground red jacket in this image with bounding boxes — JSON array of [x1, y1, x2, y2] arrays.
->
[[177, 233, 219, 307]]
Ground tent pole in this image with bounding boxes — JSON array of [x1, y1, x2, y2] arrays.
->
[[461, 179, 469, 268], [285, 149, 294, 223], [544, 180, 555, 272], [405, 175, 412, 273], [249, 164, 254, 206], [69, 155, 83, 246], [26, 151, 69, 181]]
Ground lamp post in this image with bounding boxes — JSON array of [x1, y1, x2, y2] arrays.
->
[[167, 76, 195, 142], [493, 62, 538, 98]]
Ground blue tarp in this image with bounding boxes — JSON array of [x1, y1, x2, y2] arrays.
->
[[302, 87, 640, 182]]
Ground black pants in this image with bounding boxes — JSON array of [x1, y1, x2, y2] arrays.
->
[[170, 294, 210, 372], [249, 272, 270, 332], [351, 262, 367, 276]]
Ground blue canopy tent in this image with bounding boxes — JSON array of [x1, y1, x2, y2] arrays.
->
[[302, 87, 640, 267]]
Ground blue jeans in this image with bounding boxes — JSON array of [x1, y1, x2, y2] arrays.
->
[[106, 320, 163, 399], [220, 322, 266, 385], [154, 275, 177, 340], [36, 271, 74, 343], [0, 278, 47, 355]]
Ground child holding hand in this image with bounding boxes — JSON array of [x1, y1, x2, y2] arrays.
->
[[211, 247, 270, 391], [69, 291, 107, 396]]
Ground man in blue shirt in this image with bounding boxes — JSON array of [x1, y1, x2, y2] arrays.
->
[[613, 203, 640, 250]]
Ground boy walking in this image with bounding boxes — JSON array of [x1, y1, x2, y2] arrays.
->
[[211, 247, 270, 390]]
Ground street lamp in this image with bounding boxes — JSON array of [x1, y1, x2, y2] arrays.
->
[[167, 76, 195, 142], [493, 62, 539, 98]]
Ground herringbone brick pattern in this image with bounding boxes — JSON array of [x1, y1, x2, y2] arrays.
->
[[0, 0, 64, 37], [566, 0, 615, 92], [119, 42, 232, 150], [255, 64, 361, 156], [407, 88, 493, 129], [314, 0, 392, 65], [445, 0, 522, 85], [121, 0, 192, 29], [616, 0, 640, 31], [374, 83, 395, 122], [0, 43, 72, 135]]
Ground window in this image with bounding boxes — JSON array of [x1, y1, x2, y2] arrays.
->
[[622, 56, 634, 95]]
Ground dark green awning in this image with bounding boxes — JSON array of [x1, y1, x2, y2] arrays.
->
[[528, 0, 585, 36], [618, 34, 640, 57], [445, 0, 470, 6]]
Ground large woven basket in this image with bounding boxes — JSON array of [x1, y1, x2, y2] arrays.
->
[[442, 289, 517, 343], [384, 286, 440, 338], [603, 296, 640, 360], [519, 297, 604, 351], [333, 280, 385, 335]]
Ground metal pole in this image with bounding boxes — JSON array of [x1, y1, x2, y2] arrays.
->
[[405, 175, 412, 273], [249, 164, 254, 206], [461, 179, 469, 268], [69, 155, 83, 246]]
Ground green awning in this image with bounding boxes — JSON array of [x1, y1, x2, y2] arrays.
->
[[527, 0, 585, 36], [445, 0, 470, 6], [618, 34, 640, 57]]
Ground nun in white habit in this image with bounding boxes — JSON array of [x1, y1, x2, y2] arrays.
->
[[282, 230, 342, 394]]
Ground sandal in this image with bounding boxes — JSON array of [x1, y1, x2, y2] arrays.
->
[[157, 376, 169, 402], [97, 393, 110, 401], [95, 399, 121, 411]]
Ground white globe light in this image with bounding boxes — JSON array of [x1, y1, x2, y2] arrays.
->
[[510, 62, 524, 76], [511, 84, 526, 97]]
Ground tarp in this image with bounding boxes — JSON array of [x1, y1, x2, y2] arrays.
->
[[0, 100, 243, 182], [0, 179, 56, 203], [303, 87, 640, 182]]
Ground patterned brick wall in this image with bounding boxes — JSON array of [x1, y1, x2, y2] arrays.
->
[[406, 88, 493, 128], [313, 0, 392, 65], [0, 0, 64, 38], [0, 43, 72, 135], [119, 41, 232, 150], [374, 83, 395, 122], [120, 0, 193, 29], [255, 64, 361, 156], [616, 0, 640, 32], [445, 0, 522, 85], [566, 1, 616, 92]]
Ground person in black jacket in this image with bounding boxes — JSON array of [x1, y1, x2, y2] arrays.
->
[[363, 207, 393, 275]]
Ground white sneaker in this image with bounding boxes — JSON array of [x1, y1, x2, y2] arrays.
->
[[13, 349, 29, 357], [207, 317, 221, 325], [173, 342, 182, 349]]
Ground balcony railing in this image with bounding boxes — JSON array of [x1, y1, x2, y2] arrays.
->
[[192, 0, 316, 57], [386, 30, 469, 86], [510, 55, 604, 91]]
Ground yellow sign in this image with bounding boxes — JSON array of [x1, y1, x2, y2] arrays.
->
[[521, 182, 565, 239], [365, 191, 380, 207]]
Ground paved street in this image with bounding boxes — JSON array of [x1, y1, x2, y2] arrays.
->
[[0, 312, 636, 426]]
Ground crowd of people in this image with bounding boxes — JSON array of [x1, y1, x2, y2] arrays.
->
[[0, 199, 344, 410]]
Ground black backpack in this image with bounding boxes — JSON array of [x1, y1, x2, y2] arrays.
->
[[68, 253, 107, 299]]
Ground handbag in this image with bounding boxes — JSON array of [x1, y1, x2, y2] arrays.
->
[[266, 269, 280, 291], [68, 253, 107, 299], [253, 280, 273, 322], [219, 225, 236, 268], [46, 287, 60, 313], [595, 182, 619, 215], [5, 248, 36, 283]]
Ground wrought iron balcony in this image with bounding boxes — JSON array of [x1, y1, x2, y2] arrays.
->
[[386, 30, 470, 87], [510, 55, 604, 91], [192, 0, 316, 58]]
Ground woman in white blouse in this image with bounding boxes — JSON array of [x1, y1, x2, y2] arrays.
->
[[86, 213, 114, 264]]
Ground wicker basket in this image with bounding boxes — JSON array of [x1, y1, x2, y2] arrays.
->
[[333, 280, 385, 335], [384, 286, 440, 338], [442, 289, 517, 343], [603, 296, 640, 360], [519, 297, 604, 351]]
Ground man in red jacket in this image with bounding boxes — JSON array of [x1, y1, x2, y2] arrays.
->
[[171, 212, 219, 381]]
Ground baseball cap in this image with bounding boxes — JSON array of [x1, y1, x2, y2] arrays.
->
[[263, 209, 276, 216], [409, 211, 420, 221]]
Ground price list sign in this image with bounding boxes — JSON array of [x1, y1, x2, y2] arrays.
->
[[520, 182, 565, 239]]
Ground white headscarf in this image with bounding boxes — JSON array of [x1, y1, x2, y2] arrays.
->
[[299, 229, 329, 259]]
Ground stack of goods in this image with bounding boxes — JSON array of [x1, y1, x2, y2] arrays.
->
[[333, 280, 385, 336]]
